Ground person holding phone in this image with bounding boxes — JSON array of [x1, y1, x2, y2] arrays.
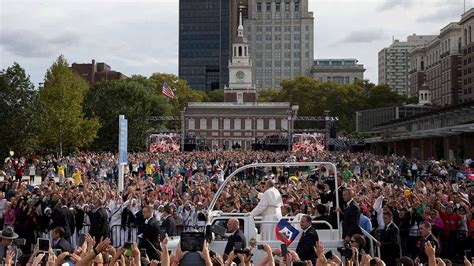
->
[[139, 206, 161, 260]]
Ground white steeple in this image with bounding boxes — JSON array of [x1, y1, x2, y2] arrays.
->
[[237, 12, 244, 38], [224, 11, 256, 103]]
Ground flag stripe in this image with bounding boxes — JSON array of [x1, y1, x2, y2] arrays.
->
[[162, 82, 175, 99]]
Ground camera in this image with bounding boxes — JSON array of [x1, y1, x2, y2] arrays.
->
[[337, 242, 353, 258]]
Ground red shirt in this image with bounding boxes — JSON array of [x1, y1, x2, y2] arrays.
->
[[440, 211, 461, 232]]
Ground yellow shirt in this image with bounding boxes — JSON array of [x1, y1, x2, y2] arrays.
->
[[146, 164, 154, 175], [72, 171, 82, 185], [58, 165, 65, 176]]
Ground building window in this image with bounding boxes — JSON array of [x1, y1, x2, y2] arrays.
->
[[257, 3, 262, 12], [245, 119, 252, 130], [188, 119, 195, 130], [237, 93, 243, 103], [224, 119, 230, 129], [269, 119, 276, 130], [345, 76, 350, 84], [266, 2, 271, 12], [266, 26, 272, 32], [285, 2, 290, 11], [257, 119, 264, 130], [234, 118, 241, 129], [294, 1, 299, 11], [212, 119, 218, 129], [470, 26, 472, 43], [276, 2, 280, 12], [281, 119, 288, 131], [200, 119, 207, 130]]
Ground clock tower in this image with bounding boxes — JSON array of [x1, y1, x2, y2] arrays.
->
[[224, 12, 256, 103]]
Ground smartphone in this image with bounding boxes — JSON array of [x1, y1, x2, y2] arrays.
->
[[234, 242, 245, 254], [257, 244, 264, 250], [124, 242, 133, 257], [140, 249, 147, 258], [465, 250, 472, 259], [281, 244, 287, 257], [325, 250, 333, 260], [180, 232, 205, 252], [159, 228, 167, 242], [15, 238, 26, 246], [37, 238, 50, 252]]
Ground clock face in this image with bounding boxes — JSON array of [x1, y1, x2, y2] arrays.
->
[[236, 71, 245, 80]]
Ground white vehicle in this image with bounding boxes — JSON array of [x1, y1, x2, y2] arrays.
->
[[168, 162, 379, 262]]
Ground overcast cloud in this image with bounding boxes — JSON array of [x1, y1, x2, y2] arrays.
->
[[0, 0, 472, 86]]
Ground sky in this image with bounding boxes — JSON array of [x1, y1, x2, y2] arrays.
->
[[0, 0, 472, 87]]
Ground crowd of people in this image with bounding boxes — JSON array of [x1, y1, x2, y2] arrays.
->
[[0, 149, 473, 266]]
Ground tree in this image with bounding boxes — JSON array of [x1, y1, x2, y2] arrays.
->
[[39, 55, 100, 155], [207, 89, 224, 102], [0, 63, 41, 156], [257, 88, 284, 102], [84, 77, 172, 151]]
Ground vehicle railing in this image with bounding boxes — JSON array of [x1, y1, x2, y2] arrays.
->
[[254, 219, 335, 240], [360, 227, 381, 257], [208, 162, 340, 239]]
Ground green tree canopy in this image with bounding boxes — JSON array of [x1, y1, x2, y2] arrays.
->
[[0, 63, 41, 156], [260, 76, 410, 133], [84, 76, 172, 151], [39, 55, 100, 155], [207, 89, 224, 102]]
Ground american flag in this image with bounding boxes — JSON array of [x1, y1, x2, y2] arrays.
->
[[161, 81, 175, 99]]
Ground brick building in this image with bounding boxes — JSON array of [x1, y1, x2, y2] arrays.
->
[[70, 59, 127, 86]]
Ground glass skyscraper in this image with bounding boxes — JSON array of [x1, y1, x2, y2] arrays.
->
[[179, 0, 231, 92]]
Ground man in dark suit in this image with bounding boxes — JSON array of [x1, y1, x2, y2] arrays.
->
[[161, 204, 177, 237], [139, 206, 161, 260], [51, 227, 73, 253], [339, 188, 362, 241], [375, 211, 401, 266], [416, 221, 440, 264], [224, 218, 246, 261], [296, 215, 319, 265], [88, 198, 110, 241], [50, 198, 75, 243]]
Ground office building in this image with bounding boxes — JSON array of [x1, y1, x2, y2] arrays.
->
[[460, 8, 474, 103], [378, 34, 436, 96], [179, 0, 231, 92], [408, 23, 462, 107], [310, 59, 365, 84], [70, 59, 127, 86], [244, 0, 314, 90]]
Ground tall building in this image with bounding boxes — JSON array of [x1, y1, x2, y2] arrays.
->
[[310, 59, 365, 84], [70, 59, 127, 86], [378, 34, 436, 96], [460, 8, 474, 103], [244, 0, 314, 90], [179, 0, 230, 92], [408, 23, 462, 107]]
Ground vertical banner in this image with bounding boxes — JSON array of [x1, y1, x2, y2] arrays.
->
[[118, 115, 128, 191]]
